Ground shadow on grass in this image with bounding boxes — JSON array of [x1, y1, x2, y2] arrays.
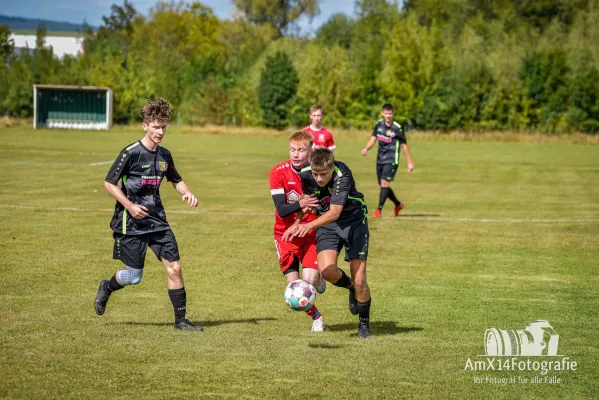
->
[[112, 317, 277, 327], [326, 321, 423, 336]]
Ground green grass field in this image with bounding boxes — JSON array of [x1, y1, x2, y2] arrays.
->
[[1, 126, 598, 399]]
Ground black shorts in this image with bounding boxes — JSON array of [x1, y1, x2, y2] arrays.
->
[[316, 219, 369, 261], [113, 229, 180, 269], [377, 163, 398, 183]]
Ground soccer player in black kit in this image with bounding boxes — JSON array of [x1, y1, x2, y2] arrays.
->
[[283, 148, 372, 338], [361, 103, 415, 218], [94, 98, 203, 331]]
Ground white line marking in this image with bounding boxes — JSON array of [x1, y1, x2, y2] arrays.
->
[[1, 204, 598, 223], [89, 161, 114, 166]]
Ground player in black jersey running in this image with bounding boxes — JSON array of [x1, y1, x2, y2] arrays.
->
[[94, 98, 203, 331], [282, 148, 372, 338], [362, 104, 415, 218]]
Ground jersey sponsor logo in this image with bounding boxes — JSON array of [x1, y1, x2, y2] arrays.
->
[[319, 134, 325, 141], [377, 134, 393, 143], [286, 190, 300, 203], [287, 181, 296, 184], [377, 127, 383, 133], [142, 164, 150, 168], [141, 175, 162, 186], [159, 161, 167, 171]]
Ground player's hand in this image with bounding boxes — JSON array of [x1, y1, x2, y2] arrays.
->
[[361, 148, 368, 156], [127, 204, 149, 219], [303, 207, 317, 214], [293, 224, 313, 239], [407, 162, 415, 172], [282, 225, 299, 242], [299, 194, 319, 209], [182, 193, 198, 208]]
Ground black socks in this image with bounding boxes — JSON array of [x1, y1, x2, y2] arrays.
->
[[357, 298, 371, 326], [168, 288, 187, 323], [332, 269, 354, 291]]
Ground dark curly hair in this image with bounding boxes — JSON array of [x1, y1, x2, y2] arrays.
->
[[141, 98, 172, 123]]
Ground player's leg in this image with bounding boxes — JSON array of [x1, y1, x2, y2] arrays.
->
[[349, 258, 371, 338], [300, 237, 324, 332], [95, 233, 147, 316], [151, 230, 203, 331], [316, 226, 352, 290], [374, 164, 385, 218], [386, 164, 404, 216], [346, 221, 372, 338]]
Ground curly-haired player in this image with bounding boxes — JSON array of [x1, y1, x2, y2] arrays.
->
[[94, 98, 203, 331]]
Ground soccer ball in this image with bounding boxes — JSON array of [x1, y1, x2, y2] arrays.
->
[[284, 280, 316, 311]]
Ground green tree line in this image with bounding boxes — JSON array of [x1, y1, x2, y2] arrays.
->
[[1, 0, 598, 133]]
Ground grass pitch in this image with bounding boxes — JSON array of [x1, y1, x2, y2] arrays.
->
[[1, 126, 598, 399]]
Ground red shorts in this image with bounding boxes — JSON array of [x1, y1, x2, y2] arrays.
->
[[274, 231, 318, 273]]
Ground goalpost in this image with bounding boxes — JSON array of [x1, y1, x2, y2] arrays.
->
[[33, 84, 113, 130]]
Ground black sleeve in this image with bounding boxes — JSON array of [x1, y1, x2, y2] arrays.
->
[[105, 149, 131, 184], [271, 194, 301, 217], [300, 172, 314, 196], [397, 124, 407, 145], [371, 123, 378, 137], [165, 154, 183, 183], [330, 168, 351, 207]]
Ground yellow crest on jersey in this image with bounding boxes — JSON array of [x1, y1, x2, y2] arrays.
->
[[159, 161, 167, 171]]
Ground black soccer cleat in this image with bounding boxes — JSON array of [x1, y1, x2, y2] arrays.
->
[[175, 319, 204, 331], [349, 289, 358, 315], [358, 323, 372, 339], [94, 280, 111, 315]]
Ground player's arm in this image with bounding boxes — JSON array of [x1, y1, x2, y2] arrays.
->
[[104, 149, 148, 219], [103, 181, 148, 219], [165, 155, 198, 207], [401, 144, 415, 172], [328, 132, 336, 151], [172, 181, 198, 207], [361, 136, 377, 156], [272, 193, 319, 218]]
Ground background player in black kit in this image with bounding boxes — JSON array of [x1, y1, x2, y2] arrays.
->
[[94, 98, 203, 331], [361, 103, 415, 218], [282, 148, 372, 338]]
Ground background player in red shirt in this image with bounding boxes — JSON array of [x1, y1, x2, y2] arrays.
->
[[269, 131, 326, 332], [302, 105, 336, 151]]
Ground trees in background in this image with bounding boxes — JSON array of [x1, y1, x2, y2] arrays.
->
[[2, 0, 599, 133]]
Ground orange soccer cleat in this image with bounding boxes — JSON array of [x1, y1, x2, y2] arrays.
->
[[393, 203, 405, 217], [373, 209, 382, 218]]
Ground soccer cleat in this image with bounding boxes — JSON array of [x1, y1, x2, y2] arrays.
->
[[393, 202, 405, 217], [373, 209, 382, 218], [94, 280, 111, 315], [349, 289, 358, 315], [175, 319, 204, 331], [314, 276, 327, 294], [358, 323, 372, 338], [311, 316, 325, 332]]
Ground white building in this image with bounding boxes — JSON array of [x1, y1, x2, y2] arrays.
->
[[10, 34, 84, 58]]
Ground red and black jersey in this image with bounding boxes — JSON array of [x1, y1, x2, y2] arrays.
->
[[105, 141, 182, 235], [302, 126, 336, 150], [269, 161, 317, 237]]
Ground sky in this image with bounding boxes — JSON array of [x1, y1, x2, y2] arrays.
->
[[0, 0, 356, 34]]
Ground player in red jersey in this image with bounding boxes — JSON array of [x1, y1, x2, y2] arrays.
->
[[269, 131, 327, 332], [301, 105, 336, 151]]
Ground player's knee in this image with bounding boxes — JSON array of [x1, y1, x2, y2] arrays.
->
[[165, 261, 182, 278], [380, 180, 390, 188], [319, 264, 338, 281], [117, 266, 143, 286]]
